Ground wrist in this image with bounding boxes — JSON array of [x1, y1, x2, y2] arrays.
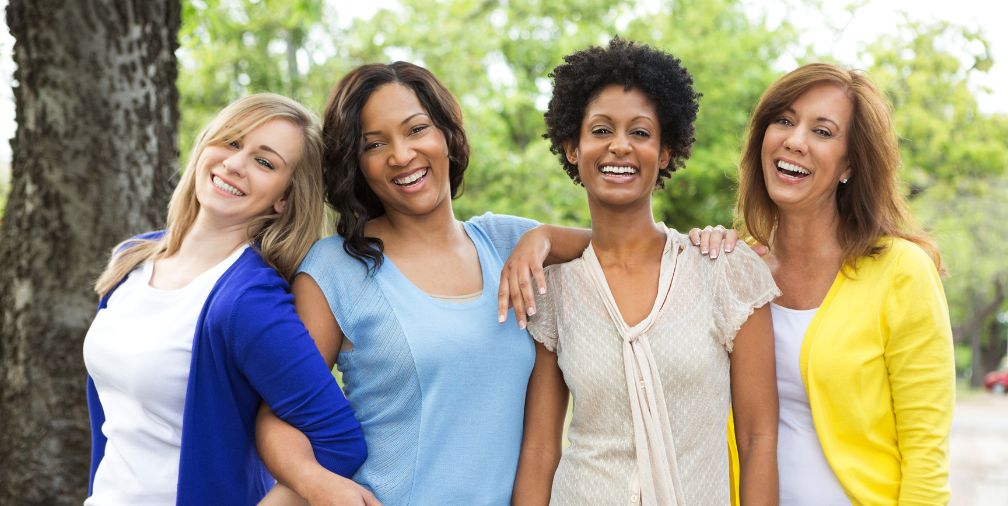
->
[[289, 462, 333, 503]]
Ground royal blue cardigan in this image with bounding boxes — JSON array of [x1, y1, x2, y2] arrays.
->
[[87, 234, 366, 505]]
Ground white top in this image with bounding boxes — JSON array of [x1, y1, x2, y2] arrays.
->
[[83, 246, 247, 506], [771, 303, 851, 505], [528, 227, 780, 506]]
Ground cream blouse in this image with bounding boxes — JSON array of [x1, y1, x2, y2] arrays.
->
[[528, 226, 778, 505]]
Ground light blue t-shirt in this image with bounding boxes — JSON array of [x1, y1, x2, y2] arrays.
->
[[299, 213, 537, 505]]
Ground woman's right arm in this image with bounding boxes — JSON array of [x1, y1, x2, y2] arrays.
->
[[255, 274, 379, 505], [498, 225, 590, 328], [511, 342, 569, 505]]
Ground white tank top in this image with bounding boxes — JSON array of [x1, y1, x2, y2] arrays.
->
[[83, 246, 246, 505], [771, 303, 851, 505]]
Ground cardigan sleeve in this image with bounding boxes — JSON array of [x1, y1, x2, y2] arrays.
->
[[230, 281, 367, 477], [882, 244, 955, 505]]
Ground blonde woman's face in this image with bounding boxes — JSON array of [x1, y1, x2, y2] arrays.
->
[[194, 118, 303, 228], [760, 83, 852, 215]]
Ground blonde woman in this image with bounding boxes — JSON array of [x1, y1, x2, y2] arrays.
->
[[84, 94, 368, 505]]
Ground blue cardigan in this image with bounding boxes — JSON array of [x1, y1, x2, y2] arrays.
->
[[87, 235, 366, 505]]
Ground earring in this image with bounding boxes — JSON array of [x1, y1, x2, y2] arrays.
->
[[840, 178, 848, 184]]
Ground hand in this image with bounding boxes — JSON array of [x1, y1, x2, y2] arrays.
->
[[498, 226, 550, 329], [301, 473, 382, 506], [687, 226, 768, 258]]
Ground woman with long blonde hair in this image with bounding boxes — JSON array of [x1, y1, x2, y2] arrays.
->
[[84, 93, 368, 505]]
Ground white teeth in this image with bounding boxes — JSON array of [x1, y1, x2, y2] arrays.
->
[[776, 161, 810, 175], [393, 168, 428, 186], [212, 175, 244, 196], [600, 165, 638, 175]]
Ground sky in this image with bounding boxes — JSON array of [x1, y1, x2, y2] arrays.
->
[[1, 0, 1006, 168]]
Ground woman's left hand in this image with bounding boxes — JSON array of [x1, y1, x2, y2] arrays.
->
[[688, 225, 739, 259], [498, 227, 550, 330]]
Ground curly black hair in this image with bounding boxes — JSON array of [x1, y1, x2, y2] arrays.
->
[[544, 37, 700, 186]]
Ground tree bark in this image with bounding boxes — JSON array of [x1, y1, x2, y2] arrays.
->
[[0, 1, 179, 503]]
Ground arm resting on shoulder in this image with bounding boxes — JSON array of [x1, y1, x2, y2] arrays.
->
[[729, 305, 779, 506], [498, 225, 590, 327], [512, 342, 569, 505]]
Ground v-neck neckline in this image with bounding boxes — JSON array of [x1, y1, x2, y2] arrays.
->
[[581, 224, 682, 336]]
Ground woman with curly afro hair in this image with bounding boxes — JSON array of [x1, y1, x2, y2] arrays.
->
[[512, 38, 780, 505]]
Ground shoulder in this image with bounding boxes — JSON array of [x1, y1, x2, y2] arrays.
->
[[212, 249, 290, 308], [300, 235, 369, 273], [863, 237, 939, 279], [466, 212, 539, 238]]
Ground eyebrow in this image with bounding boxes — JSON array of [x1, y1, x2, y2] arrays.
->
[[588, 113, 658, 125], [258, 145, 288, 167], [362, 112, 430, 137]]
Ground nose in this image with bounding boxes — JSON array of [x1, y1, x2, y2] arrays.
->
[[389, 140, 416, 168], [609, 132, 632, 157], [223, 152, 247, 176], [783, 129, 806, 154]]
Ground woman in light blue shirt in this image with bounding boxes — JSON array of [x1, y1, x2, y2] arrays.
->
[[256, 62, 588, 505]]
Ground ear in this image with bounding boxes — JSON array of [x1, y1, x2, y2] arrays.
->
[[273, 197, 287, 215], [659, 145, 672, 170], [840, 166, 852, 184], [563, 141, 578, 165]]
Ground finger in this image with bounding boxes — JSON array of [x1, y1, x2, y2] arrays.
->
[[363, 490, 383, 506], [688, 227, 702, 246], [497, 275, 511, 323], [700, 226, 713, 256], [724, 229, 739, 252], [517, 267, 537, 317], [509, 271, 528, 330], [709, 228, 725, 259], [532, 264, 547, 295]]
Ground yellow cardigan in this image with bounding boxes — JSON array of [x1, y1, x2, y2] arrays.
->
[[731, 238, 955, 505]]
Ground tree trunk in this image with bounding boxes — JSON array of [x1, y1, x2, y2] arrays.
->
[[0, 1, 179, 503]]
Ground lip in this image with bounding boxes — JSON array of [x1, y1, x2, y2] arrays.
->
[[772, 157, 811, 182], [597, 163, 640, 184], [391, 167, 430, 193], [211, 173, 246, 197]]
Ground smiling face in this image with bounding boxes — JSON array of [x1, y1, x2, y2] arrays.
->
[[568, 84, 671, 209], [194, 118, 303, 228], [358, 83, 452, 219], [761, 82, 853, 216]]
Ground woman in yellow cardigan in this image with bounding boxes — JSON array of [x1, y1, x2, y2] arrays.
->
[[699, 63, 955, 504]]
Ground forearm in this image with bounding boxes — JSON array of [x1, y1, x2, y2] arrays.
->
[[256, 405, 338, 502], [538, 225, 590, 265], [258, 483, 309, 506], [736, 431, 778, 505], [512, 445, 561, 506]]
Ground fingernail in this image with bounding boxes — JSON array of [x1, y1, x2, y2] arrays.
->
[[498, 314, 506, 323], [701, 249, 708, 255], [527, 307, 536, 316], [712, 250, 719, 259], [726, 245, 734, 252], [519, 320, 527, 330], [539, 286, 546, 295]]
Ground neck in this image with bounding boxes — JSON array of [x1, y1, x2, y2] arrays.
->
[[773, 206, 842, 265], [587, 195, 665, 264], [174, 213, 249, 263], [374, 200, 465, 245]]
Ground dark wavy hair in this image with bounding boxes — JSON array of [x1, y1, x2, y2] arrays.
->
[[322, 61, 469, 271], [544, 37, 700, 186]]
